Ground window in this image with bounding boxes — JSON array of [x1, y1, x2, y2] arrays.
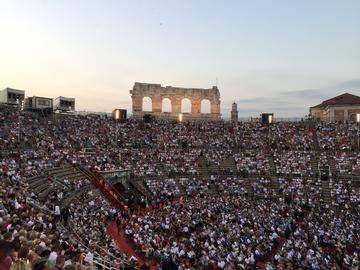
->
[[37, 99, 50, 106], [181, 98, 191, 113]]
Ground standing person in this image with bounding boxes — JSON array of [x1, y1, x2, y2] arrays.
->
[[61, 207, 70, 226], [116, 217, 121, 234], [0, 240, 13, 270], [54, 205, 61, 223], [55, 256, 65, 270]]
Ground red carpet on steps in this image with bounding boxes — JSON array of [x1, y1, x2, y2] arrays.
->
[[107, 222, 158, 270], [107, 222, 144, 265]]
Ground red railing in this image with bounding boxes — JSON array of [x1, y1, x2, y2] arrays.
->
[[78, 166, 127, 210]]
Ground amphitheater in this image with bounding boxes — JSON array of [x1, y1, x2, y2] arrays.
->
[[0, 104, 359, 270]]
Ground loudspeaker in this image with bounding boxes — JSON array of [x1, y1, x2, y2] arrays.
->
[[118, 109, 127, 119], [112, 109, 127, 120], [261, 113, 274, 124]]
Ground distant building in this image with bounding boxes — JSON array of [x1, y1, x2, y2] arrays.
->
[[54, 96, 75, 112], [25, 96, 53, 110], [231, 102, 238, 123], [310, 93, 360, 122], [0, 88, 25, 105]]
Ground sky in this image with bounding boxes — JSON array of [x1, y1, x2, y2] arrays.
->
[[0, 0, 359, 118]]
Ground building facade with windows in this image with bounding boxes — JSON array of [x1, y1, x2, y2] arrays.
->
[[54, 96, 75, 112], [0, 88, 25, 105], [26, 96, 53, 110], [310, 93, 360, 122]]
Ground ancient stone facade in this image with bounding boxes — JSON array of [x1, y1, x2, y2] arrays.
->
[[130, 82, 221, 121]]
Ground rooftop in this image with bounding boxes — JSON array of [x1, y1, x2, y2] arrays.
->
[[312, 92, 360, 108]]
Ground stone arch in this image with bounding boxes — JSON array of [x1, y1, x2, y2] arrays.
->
[[201, 99, 211, 113], [142, 97, 152, 112], [130, 82, 221, 120], [181, 98, 191, 113], [162, 98, 172, 113]]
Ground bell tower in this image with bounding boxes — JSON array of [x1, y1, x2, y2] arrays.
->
[[231, 102, 238, 123]]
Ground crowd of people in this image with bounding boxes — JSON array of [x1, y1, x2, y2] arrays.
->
[[273, 151, 313, 177], [125, 193, 288, 269], [0, 106, 359, 270], [234, 150, 270, 176]]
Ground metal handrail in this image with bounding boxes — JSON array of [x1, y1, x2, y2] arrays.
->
[[59, 219, 135, 269], [26, 198, 55, 215]]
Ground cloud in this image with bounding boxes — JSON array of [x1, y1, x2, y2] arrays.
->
[[230, 106, 307, 118], [336, 80, 360, 89], [280, 89, 326, 99], [237, 97, 289, 108], [236, 97, 268, 103], [224, 79, 360, 117], [280, 79, 360, 101], [266, 106, 306, 112], [237, 108, 261, 113]]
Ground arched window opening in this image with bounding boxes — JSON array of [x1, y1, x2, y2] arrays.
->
[[201, 99, 211, 113], [181, 98, 191, 113], [142, 97, 152, 112], [162, 98, 172, 113]]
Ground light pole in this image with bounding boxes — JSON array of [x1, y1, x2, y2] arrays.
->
[[178, 113, 183, 146], [16, 98, 24, 170], [268, 114, 273, 146], [112, 109, 121, 146], [357, 113, 360, 149], [178, 113, 183, 123], [268, 114, 273, 125]]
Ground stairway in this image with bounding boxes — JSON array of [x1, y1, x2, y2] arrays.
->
[[127, 181, 146, 201], [312, 128, 321, 152], [328, 158, 337, 180], [78, 166, 127, 209], [107, 222, 145, 266], [244, 178, 254, 198], [310, 156, 319, 179], [175, 178, 188, 196], [270, 176, 281, 198], [60, 185, 94, 207], [27, 165, 87, 201], [321, 180, 332, 204], [268, 156, 277, 175], [130, 180, 153, 200], [353, 175, 360, 188], [198, 156, 211, 175], [208, 180, 217, 194], [219, 155, 237, 174]]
